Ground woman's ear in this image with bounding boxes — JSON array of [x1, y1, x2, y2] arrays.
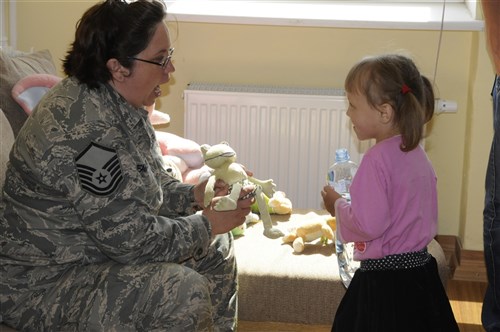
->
[[107, 58, 130, 81], [378, 103, 394, 124]]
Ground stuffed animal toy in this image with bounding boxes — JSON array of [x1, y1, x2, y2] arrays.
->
[[268, 191, 293, 214], [201, 142, 284, 239], [251, 191, 293, 215], [162, 155, 183, 181], [282, 215, 336, 253], [230, 212, 260, 237]]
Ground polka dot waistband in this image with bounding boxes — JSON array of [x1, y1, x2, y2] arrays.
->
[[359, 248, 431, 271]]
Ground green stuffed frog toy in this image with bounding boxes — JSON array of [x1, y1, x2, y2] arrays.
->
[[201, 142, 284, 239]]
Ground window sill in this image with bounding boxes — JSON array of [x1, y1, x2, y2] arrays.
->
[[164, 1, 483, 31]]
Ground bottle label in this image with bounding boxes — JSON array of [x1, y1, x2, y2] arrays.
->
[[327, 172, 352, 202], [327, 170, 335, 187]]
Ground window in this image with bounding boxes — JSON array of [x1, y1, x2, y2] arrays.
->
[[164, 0, 483, 31]]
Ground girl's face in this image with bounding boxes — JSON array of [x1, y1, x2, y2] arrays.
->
[[346, 91, 389, 142], [126, 22, 175, 108]]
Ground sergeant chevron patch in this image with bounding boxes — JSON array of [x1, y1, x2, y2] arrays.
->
[[76, 142, 123, 196]]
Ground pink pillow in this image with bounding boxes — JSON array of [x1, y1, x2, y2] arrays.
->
[[149, 110, 170, 125], [155, 131, 204, 169], [11, 73, 62, 115], [183, 165, 212, 184]]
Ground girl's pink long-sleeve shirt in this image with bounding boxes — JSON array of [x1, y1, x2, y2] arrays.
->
[[335, 135, 438, 261]]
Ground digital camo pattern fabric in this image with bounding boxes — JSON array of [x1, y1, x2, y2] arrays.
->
[[0, 77, 237, 331]]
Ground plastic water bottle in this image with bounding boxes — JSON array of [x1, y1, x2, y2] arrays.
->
[[327, 148, 358, 201], [327, 148, 359, 288]]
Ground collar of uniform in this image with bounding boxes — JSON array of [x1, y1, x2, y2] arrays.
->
[[103, 82, 149, 132]]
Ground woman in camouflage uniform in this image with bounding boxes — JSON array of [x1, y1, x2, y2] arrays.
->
[[0, 1, 253, 331]]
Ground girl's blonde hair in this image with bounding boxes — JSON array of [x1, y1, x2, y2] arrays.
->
[[345, 54, 434, 152]]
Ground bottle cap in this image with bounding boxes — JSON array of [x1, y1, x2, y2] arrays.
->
[[335, 148, 349, 162]]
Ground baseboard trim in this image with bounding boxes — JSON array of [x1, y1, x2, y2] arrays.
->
[[435, 235, 487, 283]]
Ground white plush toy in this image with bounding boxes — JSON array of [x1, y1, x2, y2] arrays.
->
[[201, 142, 284, 239], [162, 155, 183, 181]]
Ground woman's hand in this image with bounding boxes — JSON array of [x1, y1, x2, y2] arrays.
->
[[321, 185, 342, 217], [193, 178, 228, 209], [202, 184, 255, 235]]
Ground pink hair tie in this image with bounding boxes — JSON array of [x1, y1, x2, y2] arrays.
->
[[401, 84, 412, 95]]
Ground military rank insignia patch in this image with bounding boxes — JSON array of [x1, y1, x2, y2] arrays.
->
[[76, 142, 123, 196]]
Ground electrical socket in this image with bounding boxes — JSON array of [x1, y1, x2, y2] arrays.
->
[[435, 99, 458, 113]]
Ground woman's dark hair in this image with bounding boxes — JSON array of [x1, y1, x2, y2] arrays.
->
[[345, 54, 435, 152], [63, 0, 166, 89]]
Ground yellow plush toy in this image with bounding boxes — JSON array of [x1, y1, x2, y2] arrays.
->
[[251, 190, 293, 215], [282, 215, 336, 253], [269, 191, 293, 214]]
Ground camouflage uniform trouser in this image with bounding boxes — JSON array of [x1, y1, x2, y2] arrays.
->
[[2, 234, 237, 332]]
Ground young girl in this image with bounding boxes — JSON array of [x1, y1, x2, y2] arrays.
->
[[321, 54, 459, 332]]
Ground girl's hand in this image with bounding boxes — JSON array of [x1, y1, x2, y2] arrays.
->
[[321, 185, 342, 217]]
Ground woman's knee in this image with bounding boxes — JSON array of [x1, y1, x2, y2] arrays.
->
[[135, 263, 214, 331], [78, 263, 214, 331]]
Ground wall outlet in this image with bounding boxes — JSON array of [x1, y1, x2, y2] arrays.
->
[[435, 99, 458, 113]]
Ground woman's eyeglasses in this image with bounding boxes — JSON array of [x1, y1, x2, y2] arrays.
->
[[128, 48, 174, 69]]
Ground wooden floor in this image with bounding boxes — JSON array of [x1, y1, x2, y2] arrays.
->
[[239, 279, 488, 332], [447, 279, 487, 332]]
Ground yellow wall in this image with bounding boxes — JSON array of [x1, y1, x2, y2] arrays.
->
[[13, 1, 493, 250]]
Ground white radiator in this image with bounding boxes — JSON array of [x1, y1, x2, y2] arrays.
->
[[184, 83, 373, 210]]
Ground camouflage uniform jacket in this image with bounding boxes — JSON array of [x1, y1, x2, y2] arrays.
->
[[1, 77, 212, 295]]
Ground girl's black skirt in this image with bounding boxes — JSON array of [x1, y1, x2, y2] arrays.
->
[[332, 248, 459, 332]]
